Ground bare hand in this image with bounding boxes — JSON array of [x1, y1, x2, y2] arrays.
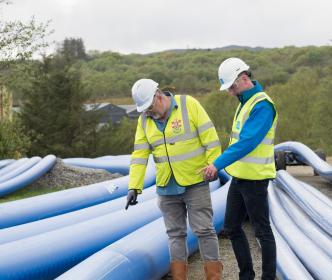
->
[[197, 164, 218, 181]]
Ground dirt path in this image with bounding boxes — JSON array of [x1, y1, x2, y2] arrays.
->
[[164, 157, 332, 279]]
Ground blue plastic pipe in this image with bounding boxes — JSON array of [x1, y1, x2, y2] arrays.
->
[[0, 159, 15, 169], [0, 156, 41, 183], [63, 155, 131, 175], [275, 141, 332, 181], [300, 180, 332, 209], [0, 198, 162, 279], [276, 170, 332, 236], [56, 183, 230, 280], [0, 181, 225, 279], [0, 179, 221, 245], [271, 221, 313, 280], [275, 185, 332, 259], [0, 155, 56, 198], [0, 158, 28, 177], [0, 159, 156, 228], [269, 182, 332, 279]]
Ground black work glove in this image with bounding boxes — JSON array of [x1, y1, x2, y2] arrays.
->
[[125, 189, 138, 210]]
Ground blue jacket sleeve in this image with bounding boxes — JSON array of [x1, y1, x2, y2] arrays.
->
[[213, 100, 276, 171]]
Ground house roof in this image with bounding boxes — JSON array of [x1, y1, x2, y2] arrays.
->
[[117, 105, 137, 113], [84, 103, 110, 111]]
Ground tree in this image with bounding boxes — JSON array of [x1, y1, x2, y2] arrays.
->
[[0, 86, 30, 158], [0, 1, 51, 63], [0, 0, 51, 158], [0, 117, 30, 158], [57, 37, 87, 62], [20, 41, 98, 157], [95, 118, 137, 156]]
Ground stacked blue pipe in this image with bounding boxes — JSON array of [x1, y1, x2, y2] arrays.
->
[[0, 179, 221, 245], [276, 170, 332, 235], [0, 179, 224, 279], [63, 155, 131, 175], [0, 155, 56, 197], [0, 142, 331, 279], [0, 198, 162, 279], [0, 156, 41, 183], [300, 180, 332, 209], [270, 221, 314, 280], [275, 183, 332, 258], [0, 157, 156, 228], [269, 181, 332, 279], [275, 141, 332, 181], [0, 159, 15, 169], [0, 158, 28, 177], [56, 182, 230, 280], [0, 185, 157, 244]]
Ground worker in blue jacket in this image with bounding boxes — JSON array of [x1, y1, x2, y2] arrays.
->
[[202, 57, 278, 280]]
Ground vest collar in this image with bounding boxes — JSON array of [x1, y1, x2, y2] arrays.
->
[[238, 81, 263, 105]]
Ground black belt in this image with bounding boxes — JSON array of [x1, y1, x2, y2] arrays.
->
[[232, 177, 270, 184]]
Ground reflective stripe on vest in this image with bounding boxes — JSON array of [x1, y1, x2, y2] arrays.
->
[[154, 146, 205, 163], [134, 143, 151, 150], [130, 157, 148, 165], [203, 140, 221, 150], [239, 155, 275, 164], [231, 132, 274, 145], [150, 121, 214, 149]]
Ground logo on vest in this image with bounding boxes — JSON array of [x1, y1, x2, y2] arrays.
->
[[171, 119, 182, 134], [236, 121, 241, 130]]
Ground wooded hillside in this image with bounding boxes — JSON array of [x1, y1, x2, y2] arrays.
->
[[3, 44, 332, 156]]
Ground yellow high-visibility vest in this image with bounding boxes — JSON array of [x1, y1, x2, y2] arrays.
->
[[129, 95, 221, 193], [225, 92, 278, 180]]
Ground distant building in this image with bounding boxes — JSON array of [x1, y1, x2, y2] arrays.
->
[[12, 103, 140, 125], [117, 105, 139, 119], [84, 103, 139, 125], [12, 106, 21, 113]]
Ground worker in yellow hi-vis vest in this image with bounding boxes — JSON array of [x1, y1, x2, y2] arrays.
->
[[202, 58, 278, 280], [126, 78, 223, 279]]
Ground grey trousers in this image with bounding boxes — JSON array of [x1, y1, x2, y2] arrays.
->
[[157, 184, 220, 261]]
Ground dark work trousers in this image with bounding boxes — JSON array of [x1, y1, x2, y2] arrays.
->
[[224, 178, 276, 280]]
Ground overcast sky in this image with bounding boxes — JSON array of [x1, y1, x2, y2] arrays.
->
[[2, 0, 332, 54]]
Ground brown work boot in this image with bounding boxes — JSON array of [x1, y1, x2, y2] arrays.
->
[[170, 260, 188, 280], [204, 260, 223, 280]]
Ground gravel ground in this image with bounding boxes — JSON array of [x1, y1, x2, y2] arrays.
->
[[27, 158, 122, 191], [163, 157, 332, 280]]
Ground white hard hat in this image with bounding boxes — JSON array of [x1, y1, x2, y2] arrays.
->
[[131, 78, 159, 112], [218, 57, 250, 91]]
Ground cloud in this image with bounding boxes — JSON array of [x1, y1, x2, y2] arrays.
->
[[2, 0, 332, 54]]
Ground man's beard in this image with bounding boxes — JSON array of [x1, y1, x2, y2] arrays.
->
[[151, 99, 167, 120]]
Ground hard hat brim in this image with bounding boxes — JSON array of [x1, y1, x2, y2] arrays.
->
[[136, 93, 155, 113]]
